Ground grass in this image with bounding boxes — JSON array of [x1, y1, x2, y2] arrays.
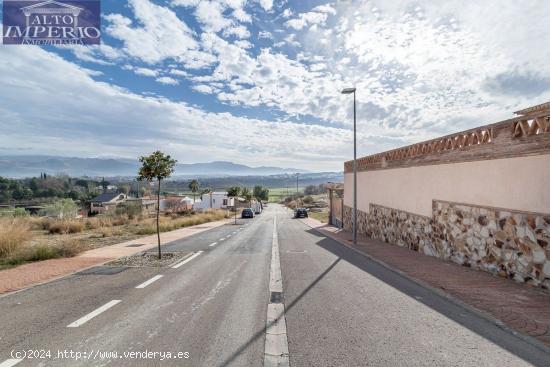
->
[[0, 241, 85, 269], [308, 211, 329, 223], [135, 210, 229, 235], [0, 218, 31, 259], [0, 209, 230, 270], [268, 187, 303, 202]]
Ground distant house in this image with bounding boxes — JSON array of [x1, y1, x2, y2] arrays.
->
[[194, 192, 234, 211], [125, 197, 157, 216], [160, 196, 194, 213], [90, 192, 127, 214]]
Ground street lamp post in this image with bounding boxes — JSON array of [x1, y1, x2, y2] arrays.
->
[[341, 87, 357, 244]]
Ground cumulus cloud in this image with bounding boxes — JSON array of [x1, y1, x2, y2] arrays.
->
[[0, 47, 360, 170], [105, 0, 199, 65], [3, 0, 550, 169], [134, 67, 159, 77], [156, 76, 180, 85]]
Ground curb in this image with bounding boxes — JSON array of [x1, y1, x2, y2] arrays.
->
[[301, 219, 550, 356]]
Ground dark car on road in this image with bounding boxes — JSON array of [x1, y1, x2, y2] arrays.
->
[[294, 208, 308, 218], [242, 208, 254, 218]]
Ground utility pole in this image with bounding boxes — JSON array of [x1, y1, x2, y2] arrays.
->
[[296, 173, 299, 196]]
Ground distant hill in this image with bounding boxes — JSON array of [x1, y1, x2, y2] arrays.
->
[[0, 156, 309, 178]]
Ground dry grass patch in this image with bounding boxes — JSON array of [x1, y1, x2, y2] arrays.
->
[[135, 210, 229, 235], [48, 220, 85, 234], [0, 218, 31, 259]]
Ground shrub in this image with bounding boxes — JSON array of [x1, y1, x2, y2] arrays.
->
[[40, 198, 79, 219], [85, 217, 101, 230], [302, 196, 314, 204], [57, 238, 85, 257], [48, 221, 67, 234], [0, 218, 31, 259], [12, 208, 29, 217], [67, 221, 84, 233], [110, 215, 129, 226], [116, 202, 142, 219], [48, 220, 84, 234], [97, 227, 113, 238]]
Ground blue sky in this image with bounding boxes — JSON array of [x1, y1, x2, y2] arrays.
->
[[1, 0, 550, 171]]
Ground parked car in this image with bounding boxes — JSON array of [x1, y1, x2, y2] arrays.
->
[[294, 208, 308, 218], [242, 208, 255, 218], [251, 201, 262, 214]]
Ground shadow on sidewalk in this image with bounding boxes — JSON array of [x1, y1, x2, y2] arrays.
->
[[303, 228, 550, 367]]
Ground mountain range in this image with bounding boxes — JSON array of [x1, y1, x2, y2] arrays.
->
[[0, 155, 309, 178]]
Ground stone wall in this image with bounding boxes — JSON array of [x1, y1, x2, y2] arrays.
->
[[344, 201, 550, 289]]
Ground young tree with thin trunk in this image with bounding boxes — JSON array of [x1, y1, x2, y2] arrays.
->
[[227, 186, 241, 225], [138, 151, 177, 259]]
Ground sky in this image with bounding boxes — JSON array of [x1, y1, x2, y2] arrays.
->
[[0, 0, 549, 171]]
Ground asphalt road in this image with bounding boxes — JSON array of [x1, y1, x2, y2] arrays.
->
[[0, 204, 548, 366]]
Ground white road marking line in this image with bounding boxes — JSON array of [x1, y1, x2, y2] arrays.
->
[[219, 237, 226, 241], [209, 242, 218, 247], [172, 251, 203, 269], [135, 275, 163, 289], [226, 234, 232, 238], [0, 359, 23, 367], [67, 300, 121, 328], [232, 231, 237, 234], [264, 213, 289, 366]]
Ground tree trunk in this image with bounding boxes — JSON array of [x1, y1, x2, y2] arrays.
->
[[157, 179, 161, 259]]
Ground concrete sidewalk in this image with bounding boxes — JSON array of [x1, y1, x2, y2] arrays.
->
[[0, 218, 231, 295], [301, 217, 550, 349]]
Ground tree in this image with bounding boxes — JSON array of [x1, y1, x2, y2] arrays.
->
[[119, 184, 130, 195], [188, 179, 200, 203], [138, 151, 177, 259], [241, 187, 252, 205], [100, 177, 109, 192], [41, 198, 78, 219], [253, 185, 269, 201], [227, 186, 241, 225]]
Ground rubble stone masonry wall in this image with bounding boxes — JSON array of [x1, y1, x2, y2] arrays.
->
[[344, 202, 550, 288]]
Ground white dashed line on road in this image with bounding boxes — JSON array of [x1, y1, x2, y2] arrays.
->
[[264, 213, 290, 367], [0, 359, 23, 367], [219, 237, 226, 241], [172, 251, 203, 269], [67, 300, 121, 328], [209, 242, 218, 247], [135, 275, 163, 289]]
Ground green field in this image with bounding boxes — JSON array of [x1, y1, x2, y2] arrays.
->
[[163, 187, 303, 203], [268, 187, 303, 202]]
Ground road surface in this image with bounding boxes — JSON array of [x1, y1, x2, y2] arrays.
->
[[0, 204, 548, 366]]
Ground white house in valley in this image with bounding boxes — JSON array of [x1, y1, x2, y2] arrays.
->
[[194, 192, 234, 211]]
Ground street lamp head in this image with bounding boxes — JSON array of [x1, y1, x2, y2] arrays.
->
[[341, 87, 356, 94]]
